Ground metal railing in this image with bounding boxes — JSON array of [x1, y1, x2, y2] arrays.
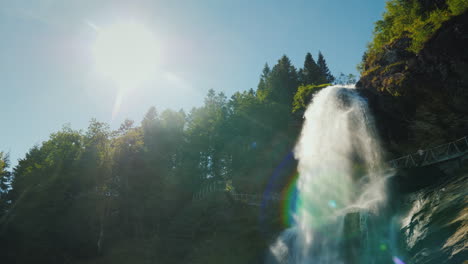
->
[[192, 136, 468, 205], [388, 136, 468, 169], [192, 180, 281, 206], [192, 180, 226, 200], [230, 193, 281, 206]]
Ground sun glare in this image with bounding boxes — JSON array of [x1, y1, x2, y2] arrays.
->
[[92, 22, 159, 87]]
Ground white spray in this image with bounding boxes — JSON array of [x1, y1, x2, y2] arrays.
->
[[268, 86, 389, 263]]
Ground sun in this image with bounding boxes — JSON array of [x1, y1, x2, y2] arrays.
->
[[92, 22, 159, 87]]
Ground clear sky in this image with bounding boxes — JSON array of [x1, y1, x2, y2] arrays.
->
[[0, 0, 386, 166]]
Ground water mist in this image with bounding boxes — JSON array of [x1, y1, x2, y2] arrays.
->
[[268, 86, 392, 264]]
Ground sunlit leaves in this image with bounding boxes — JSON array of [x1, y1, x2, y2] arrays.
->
[[364, 0, 468, 70]]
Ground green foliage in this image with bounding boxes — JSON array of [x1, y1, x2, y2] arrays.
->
[[363, 0, 467, 72], [2, 125, 108, 263], [448, 0, 468, 15], [299, 52, 335, 85], [257, 63, 270, 96], [0, 152, 10, 191], [293, 83, 331, 113], [0, 51, 338, 263], [300, 53, 323, 85], [317, 51, 335, 83], [335, 73, 357, 85], [0, 152, 11, 217], [257, 55, 299, 109]]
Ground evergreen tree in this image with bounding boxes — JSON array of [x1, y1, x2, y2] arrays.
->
[[258, 55, 298, 107], [142, 106, 158, 131], [297, 68, 304, 84], [257, 63, 270, 98], [335, 73, 357, 85], [0, 152, 11, 217], [301, 52, 322, 85], [317, 51, 335, 83], [261, 63, 270, 79], [0, 51, 341, 263]]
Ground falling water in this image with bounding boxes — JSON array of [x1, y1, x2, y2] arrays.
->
[[268, 86, 390, 264]]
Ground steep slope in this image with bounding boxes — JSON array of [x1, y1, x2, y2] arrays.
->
[[357, 11, 468, 156]]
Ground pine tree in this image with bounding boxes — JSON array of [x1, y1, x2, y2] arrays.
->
[[260, 55, 298, 106], [298, 68, 304, 84], [142, 106, 158, 131], [317, 51, 335, 83], [257, 63, 270, 98], [0, 152, 11, 217], [301, 52, 322, 85]]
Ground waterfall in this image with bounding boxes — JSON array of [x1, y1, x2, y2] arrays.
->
[[268, 86, 390, 264]]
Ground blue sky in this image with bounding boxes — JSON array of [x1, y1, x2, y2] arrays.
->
[[0, 0, 386, 166]]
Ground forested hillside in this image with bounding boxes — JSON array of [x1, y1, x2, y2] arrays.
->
[[1, 0, 467, 263], [0, 52, 343, 263]]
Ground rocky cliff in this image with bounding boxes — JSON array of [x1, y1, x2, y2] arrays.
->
[[356, 11, 468, 264], [357, 11, 468, 156]]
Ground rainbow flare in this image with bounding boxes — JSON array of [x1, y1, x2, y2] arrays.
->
[[392, 256, 406, 264], [280, 171, 300, 228]]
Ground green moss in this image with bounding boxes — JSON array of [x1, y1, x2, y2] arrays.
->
[[362, 65, 383, 77], [383, 61, 406, 74], [448, 0, 468, 15], [407, 9, 452, 53], [362, 0, 468, 73], [382, 73, 407, 96], [292, 83, 330, 112]]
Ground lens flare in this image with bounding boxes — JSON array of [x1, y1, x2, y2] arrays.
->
[[280, 172, 299, 227], [392, 256, 406, 264], [379, 243, 388, 251]]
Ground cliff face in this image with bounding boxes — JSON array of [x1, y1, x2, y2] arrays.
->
[[357, 12, 468, 156], [399, 170, 467, 263], [356, 11, 468, 264]]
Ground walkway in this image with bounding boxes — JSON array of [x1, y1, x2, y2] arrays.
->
[[192, 180, 281, 206], [388, 136, 468, 169], [193, 136, 468, 204]]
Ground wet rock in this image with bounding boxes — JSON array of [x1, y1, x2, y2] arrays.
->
[[399, 172, 467, 263]]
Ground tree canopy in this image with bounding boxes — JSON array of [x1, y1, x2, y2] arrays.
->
[[362, 0, 468, 73], [0, 52, 338, 263]]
